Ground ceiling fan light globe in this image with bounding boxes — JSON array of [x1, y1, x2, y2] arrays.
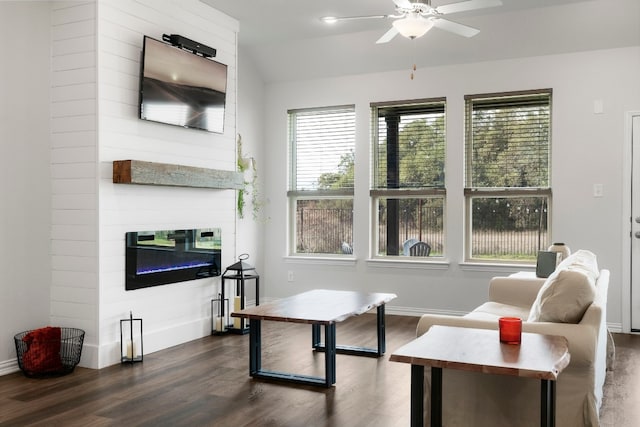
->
[[392, 14, 433, 39]]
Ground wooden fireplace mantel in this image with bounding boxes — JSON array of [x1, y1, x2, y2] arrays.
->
[[113, 160, 244, 190]]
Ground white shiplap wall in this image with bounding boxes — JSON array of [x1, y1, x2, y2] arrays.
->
[[50, 0, 238, 369], [50, 1, 99, 368], [96, 0, 238, 368]]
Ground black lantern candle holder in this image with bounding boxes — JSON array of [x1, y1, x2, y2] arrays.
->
[[120, 311, 143, 363], [221, 253, 259, 334], [211, 293, 230, 335]]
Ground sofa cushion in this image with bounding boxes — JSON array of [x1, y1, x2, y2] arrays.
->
[[528, 250, 598, 323]]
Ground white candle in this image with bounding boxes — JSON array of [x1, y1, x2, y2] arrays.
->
[[233, 296, 246, 329], [215, 316, 224, 332], [126, 340, 136, 359]]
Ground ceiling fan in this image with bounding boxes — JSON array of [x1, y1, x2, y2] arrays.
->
[[321, 0, 502, 44]]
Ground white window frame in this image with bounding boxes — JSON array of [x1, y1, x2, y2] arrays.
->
[[288, 105, 356, 256], [370, 98, 447, 259], [464, 89, 552, 263]]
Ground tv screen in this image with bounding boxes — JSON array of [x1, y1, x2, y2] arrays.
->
[[139, 36, 227, 133]]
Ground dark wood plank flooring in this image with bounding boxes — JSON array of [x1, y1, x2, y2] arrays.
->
[[0, 315, 638, 426], [600, 332, 640, 427]]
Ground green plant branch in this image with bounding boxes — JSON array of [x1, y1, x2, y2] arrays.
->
[[236, 134, 266, 221]]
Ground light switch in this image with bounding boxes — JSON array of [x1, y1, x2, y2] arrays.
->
[[594, 100, 604, 114]]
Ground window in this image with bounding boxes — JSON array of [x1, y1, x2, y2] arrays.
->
[[464, 90, 552, 262], [288, 106, 355, 255], [371, 99, 446, 258]]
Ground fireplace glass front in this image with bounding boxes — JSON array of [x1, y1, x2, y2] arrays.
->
[[125, 228, 221, 290]]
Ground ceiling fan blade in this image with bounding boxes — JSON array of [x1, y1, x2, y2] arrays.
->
[[321, 14, 389, 23], [436, 0, 502, 15], [393, 0, 413, 9], [376, 26, 399, 44], [432, 18, 480, 37]]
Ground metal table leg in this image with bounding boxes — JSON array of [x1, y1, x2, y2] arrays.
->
[[251, 320, 336, 387], [313, 303, 387, 357], [312, 323, 321, 348], [541, 379, 556, 427], [377, 304, 386, 355], [431, 366, 442, 427], [411, 364, 425, 427], [324, 323, 336, 387], [249, 319, 261, 375]]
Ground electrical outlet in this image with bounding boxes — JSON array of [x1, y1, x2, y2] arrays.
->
[[287, 271, 294, 282], [593, 184, 604, 197]]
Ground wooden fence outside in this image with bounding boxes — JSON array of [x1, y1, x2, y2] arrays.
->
[[296, 208, 548, 258]]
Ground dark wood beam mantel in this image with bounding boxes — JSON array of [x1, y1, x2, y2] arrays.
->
[[112, 160, 244, 190]]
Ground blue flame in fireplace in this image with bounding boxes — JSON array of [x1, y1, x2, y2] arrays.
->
[[137, 261, 214, 275]]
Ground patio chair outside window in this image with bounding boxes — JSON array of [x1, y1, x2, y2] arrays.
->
[[409, 241, 431, 257], [403, 238, 419, 256]]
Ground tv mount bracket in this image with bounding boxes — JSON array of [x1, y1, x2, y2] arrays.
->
[[162, 34, 216, 58]]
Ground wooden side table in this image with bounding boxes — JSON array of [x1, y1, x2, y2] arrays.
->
[[390, 325, 570, 427]]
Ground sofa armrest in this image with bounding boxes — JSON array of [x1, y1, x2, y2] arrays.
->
[[416, 314, 501, 337], [522, 320, 598, 367], [488, 276, 546, 307]]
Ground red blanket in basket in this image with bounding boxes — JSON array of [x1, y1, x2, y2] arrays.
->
[[22, 326, 63, 373]]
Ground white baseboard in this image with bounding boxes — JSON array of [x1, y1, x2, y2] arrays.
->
[[607, 322, 623, 333], [78, 343, 99, 369], [97, 316, 212, 368], [0, 359, 19, 376]]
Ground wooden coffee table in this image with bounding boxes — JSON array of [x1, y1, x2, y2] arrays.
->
[[231, 289, 397, 387], [390, 325, 570, 427]]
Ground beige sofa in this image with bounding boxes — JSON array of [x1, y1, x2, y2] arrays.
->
[[416, 250, 609, 427]]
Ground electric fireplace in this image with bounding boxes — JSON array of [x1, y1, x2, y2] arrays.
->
[[125, 228, 221, 290]]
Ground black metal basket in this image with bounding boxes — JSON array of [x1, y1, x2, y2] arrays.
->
[[14, 327, 85, 378]]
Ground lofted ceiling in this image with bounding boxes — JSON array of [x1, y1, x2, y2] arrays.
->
[[200, 0, 640, 83]]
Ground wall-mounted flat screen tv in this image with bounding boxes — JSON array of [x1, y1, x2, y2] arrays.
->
[[139, 36, 227, 133]]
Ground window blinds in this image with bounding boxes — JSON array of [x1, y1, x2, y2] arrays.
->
[[289, 106, 355, 192], [373, 101, 446, 189], [465, 90, 551, 189]]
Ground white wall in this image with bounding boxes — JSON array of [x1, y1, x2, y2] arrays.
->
[[236, 52, 266, 281], [0, 1, 52, 374], [260, 47, 640, 330]]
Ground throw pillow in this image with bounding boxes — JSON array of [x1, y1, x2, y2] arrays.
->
[[22, 326, 63, 374], [554, 249, 599, 281], [528, 250, 598, 323]]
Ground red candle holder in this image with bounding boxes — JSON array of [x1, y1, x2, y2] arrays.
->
[[499, 317, 522, 345]]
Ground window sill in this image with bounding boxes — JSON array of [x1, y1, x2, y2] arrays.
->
[[459, 262, 535, 275], [284, 255, 357, 266], [366, 258, 450, 270]]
